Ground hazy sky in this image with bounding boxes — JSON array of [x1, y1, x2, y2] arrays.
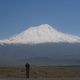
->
[[0, 0, 80, 39]]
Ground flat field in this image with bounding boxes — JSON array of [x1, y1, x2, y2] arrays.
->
[[0, 65, 80, 78]]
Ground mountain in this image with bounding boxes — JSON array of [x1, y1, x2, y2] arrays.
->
[[0, 24, 80, 66], [0, 43, 80, 66], [0, 24, 80, 45]]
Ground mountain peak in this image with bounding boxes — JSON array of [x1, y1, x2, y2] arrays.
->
[[0, 24, 80, 45], [24, 24, 58, 36], [36, 24, 54, 29], [30, 24, 52, 28], [26, 24, 56, 32]]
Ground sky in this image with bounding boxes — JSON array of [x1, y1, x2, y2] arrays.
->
[[0, 0, 80, 39]]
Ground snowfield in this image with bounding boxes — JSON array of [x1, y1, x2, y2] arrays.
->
[[0, 24, 80, 45]]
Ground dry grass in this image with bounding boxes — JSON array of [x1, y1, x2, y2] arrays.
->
[[0, 66, 80, 78]]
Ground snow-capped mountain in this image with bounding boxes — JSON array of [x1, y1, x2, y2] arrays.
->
[[0, 24, 80, 66], [0, 24, 80, 45]]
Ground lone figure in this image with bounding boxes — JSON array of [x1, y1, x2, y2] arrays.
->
[[25, 62, 30, 78]]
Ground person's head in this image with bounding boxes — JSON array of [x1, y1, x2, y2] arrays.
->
[[25, 62, 30, 67]]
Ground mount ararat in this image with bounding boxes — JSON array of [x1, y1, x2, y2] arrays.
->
[[0, 24, 80, 45], [0, 24, 80, 66]]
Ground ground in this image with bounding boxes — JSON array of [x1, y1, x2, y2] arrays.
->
[[0, 65, 80, 78]]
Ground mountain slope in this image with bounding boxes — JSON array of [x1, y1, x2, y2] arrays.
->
[[0, 24, 80, 45]]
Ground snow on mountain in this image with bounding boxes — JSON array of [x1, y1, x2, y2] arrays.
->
[[0, 24, 80, 45]]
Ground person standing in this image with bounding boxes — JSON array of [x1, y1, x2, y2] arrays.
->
[[25, 62, 30, 78]]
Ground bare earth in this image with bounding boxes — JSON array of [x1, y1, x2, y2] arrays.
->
[[0, 65, 80, 79], [0, 78, 80, 80]]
